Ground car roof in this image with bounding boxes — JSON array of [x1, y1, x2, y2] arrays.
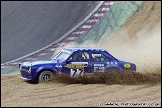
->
[[65, 47, 108, 52]]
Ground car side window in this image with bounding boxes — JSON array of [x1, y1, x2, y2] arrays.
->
[[91, 52, 108, 62], [68, 51, 89, 62], [82, 52, 89, 62]]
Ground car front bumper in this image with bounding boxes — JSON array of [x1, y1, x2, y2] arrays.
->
[[20, 69, 33, 81]]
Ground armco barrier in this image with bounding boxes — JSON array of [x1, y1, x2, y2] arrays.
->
[[1, 1, 115, 74]]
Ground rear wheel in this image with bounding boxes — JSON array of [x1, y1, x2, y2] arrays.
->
[[38, 70, 54, 82]]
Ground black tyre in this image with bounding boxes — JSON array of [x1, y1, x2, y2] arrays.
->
[[38, 70, 54, 82]]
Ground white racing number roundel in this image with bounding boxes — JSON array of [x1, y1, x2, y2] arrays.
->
[[70, 69, 84, 77]]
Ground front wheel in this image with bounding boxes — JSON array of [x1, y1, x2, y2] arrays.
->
[[38, 70, 54, 82]]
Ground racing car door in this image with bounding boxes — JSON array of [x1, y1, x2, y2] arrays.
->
[[64, 51, 91, 77], [88, 51, 109, 76], [89, 51, 119, 75]]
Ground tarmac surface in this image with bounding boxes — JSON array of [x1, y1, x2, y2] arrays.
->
[[1, 1, 98, 63]]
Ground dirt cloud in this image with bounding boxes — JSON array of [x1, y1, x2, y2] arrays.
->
[[59, 22, 161, 73]]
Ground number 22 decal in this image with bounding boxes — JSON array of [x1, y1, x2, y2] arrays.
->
[[70, 69, 84, 77]]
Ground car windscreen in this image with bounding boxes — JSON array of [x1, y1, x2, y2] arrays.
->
[[50, 49, 73, 62]]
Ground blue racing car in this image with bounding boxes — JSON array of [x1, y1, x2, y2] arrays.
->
[[19, 47, 136, 82]]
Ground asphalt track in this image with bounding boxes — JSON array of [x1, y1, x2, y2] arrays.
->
[[1, 1, 98, 64]]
